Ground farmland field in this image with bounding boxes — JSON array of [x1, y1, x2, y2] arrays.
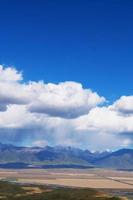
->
[[0, 168, 133, 199], [1, 168, 133, 189]]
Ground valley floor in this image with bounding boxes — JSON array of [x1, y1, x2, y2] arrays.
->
[[0, 168, 133, 199]]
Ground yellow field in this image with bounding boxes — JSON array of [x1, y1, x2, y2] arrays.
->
[[0, 168, 133, 189]]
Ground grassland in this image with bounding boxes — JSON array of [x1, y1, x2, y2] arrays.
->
[[0, 181, 123, 200]]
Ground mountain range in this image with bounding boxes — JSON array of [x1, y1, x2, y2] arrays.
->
[[0, 143, 133, 170]]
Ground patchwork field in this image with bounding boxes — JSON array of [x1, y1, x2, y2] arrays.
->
[[0, 168, 133, 199], [0, 168, 133, 189]]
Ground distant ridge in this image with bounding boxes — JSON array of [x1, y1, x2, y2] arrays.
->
[[0, 143, 133, 169], [92, 148, 133, 170]]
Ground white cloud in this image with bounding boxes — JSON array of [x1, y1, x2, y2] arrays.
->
[[75, 106, 132, 133], [0, 65, 133, 150], [0, 65, 22, 82], [111, 95, 133, 114], [0, 66, 29, 108], [28, 81, 105, 118], [0, 66, 105, 118]]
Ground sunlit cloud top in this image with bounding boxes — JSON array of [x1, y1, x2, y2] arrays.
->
[[0, 65, 133, 151]]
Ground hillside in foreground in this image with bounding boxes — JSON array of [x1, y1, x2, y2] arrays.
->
[[0, 181, 123, 200]]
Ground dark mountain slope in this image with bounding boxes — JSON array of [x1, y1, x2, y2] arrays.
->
[[0, 143, 133, 169], [93, 148, 133, 169]]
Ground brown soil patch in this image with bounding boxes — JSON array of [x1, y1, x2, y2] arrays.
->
[[22, 186, 52, 195]]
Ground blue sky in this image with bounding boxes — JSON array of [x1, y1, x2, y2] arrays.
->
[[0, 1, 133, 150], [0, 0, 133, 102]]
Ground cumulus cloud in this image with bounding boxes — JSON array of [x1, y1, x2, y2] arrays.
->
[[0, 65, 133, 150], [0, 65, 29, 110], [0, 65, 22, 82], [0, 66, 105, 117], [111, 95, 133, 114], [75, 106, 133, 133], [28, 81, 105, 118]]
